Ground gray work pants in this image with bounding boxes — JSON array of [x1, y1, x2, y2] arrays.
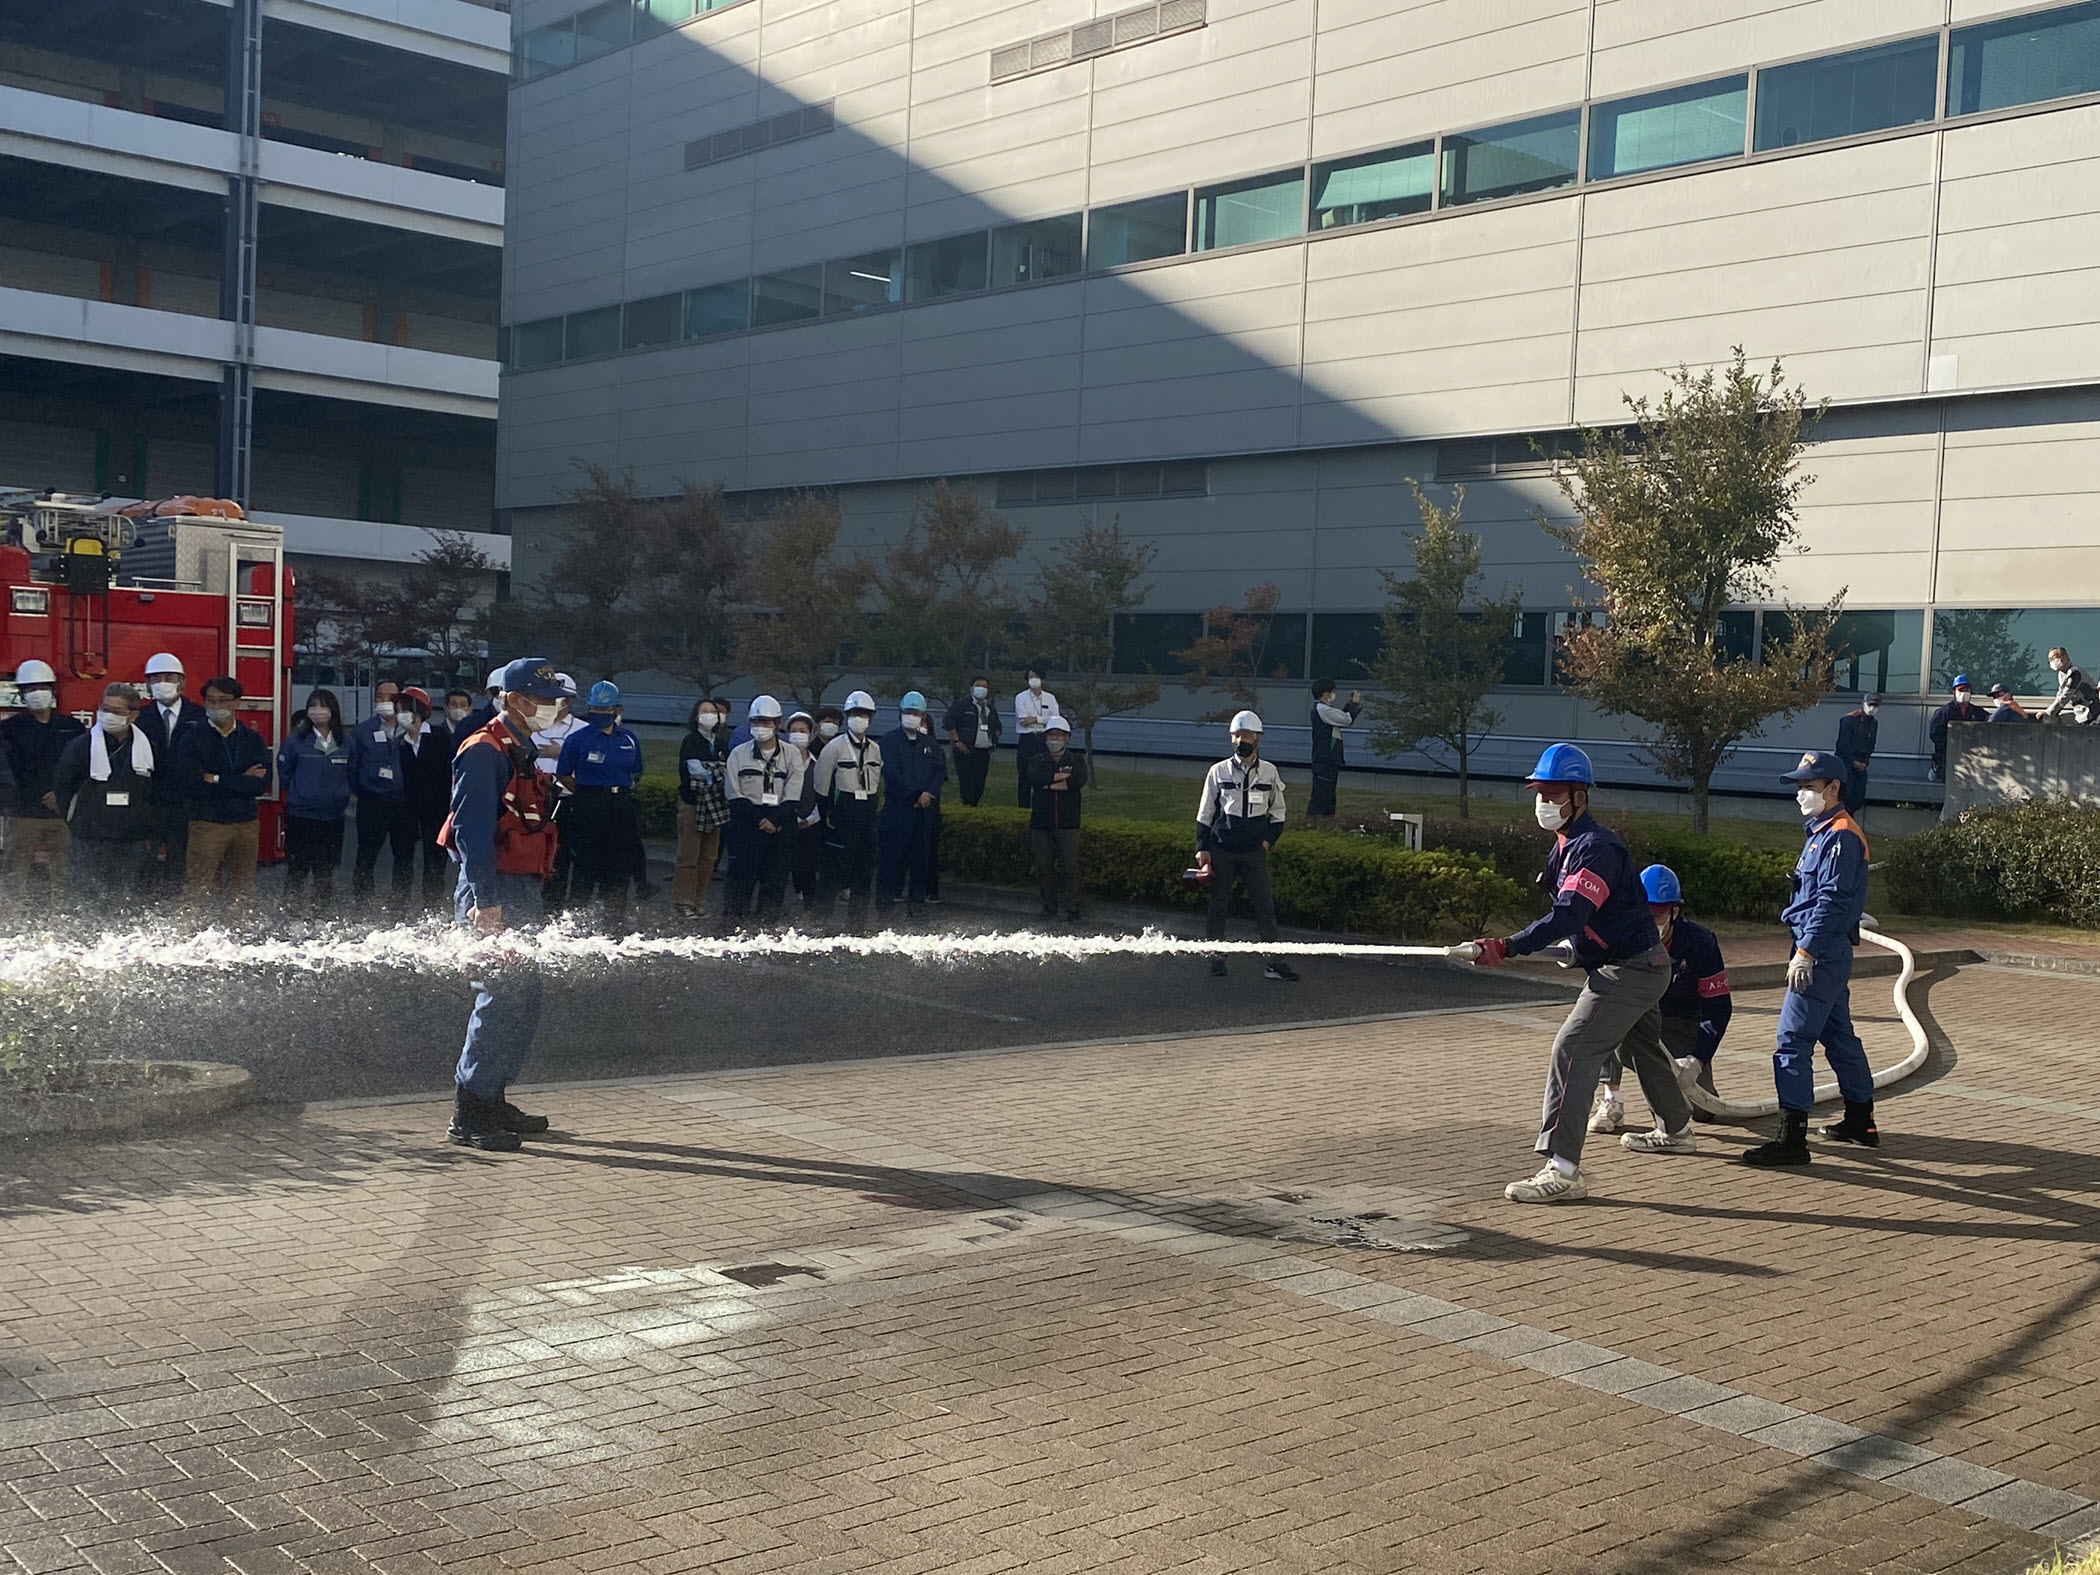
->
[[1535, 948, 1680, 1163], [1205, 846, 1279, 947]]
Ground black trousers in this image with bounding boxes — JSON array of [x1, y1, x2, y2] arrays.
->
[[954, 746, 990, 806], [1205, 845, 1279, 948], [564, 788, 640, 918], [724, 810, 795, 921], [352, 794, 417, 905], [817, 809, 880, 923], [1309, 764, 1340, 818], [284, 814, 346, 910], [1841, 765, 1868, 814], [70, 836, 148, 914], [1031, 826, 1082, 914], [145, 803, 188, 900]]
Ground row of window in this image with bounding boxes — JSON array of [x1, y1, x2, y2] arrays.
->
[[504, 0, 2100, 369], [685, 101, 833, 170], [989, 0, 1206, 83], [995, 462, 1209, 507], [515, 0, 747, 81]]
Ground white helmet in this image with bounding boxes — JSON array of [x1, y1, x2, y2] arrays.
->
[[1044, 713, 1071, 733], [16, 659, 57, 687], [554, 671, 577, 697], [144, 652, 184, 677], [1230, 709, 1264, 735], [748, 694, 783, 720], [485, 666, 504, 693], [844, 689, 876, 712]]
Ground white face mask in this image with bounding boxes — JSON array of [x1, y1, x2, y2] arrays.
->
[[1535, 797, 1569, 832], [307, 707, 331, 728], [903, 715, 924, 734], [525, 701, 561, 732], [972, 686, 987, 701], [787, 731, 811, 749], [1797, 787, 1827, 818], [375, 701, 396, 720], [818, 720, 839, 739], [2051, 658, 2066, 672], [1047, 735, 1067, 753], [1027, 677, 1042, 693], [847, 714, 870, 736], [150, 679, 182, 703], [1953, 690, 1970, 705], [446, 705, 470, 724], [24, 689, 55, 713], [99, 710, 129, 734], [751, 723, 776, 743], [1862, 703, 1878, 715], [206, 705, 236, 728]]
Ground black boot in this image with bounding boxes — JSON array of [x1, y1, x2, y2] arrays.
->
[[494, 1093, 550, 1135], [448, 1088, 522, 1152], [1818, 1100, 1879, 1148], [1740, 1109, 1810, 1167]]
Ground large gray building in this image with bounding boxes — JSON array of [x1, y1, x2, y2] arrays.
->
[[494, 0, 2100, 794]]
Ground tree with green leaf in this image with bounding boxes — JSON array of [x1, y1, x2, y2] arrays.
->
[[625, 481, 746, 695], [1544, 349, 1840, 832], [1365, 481, 1521, 819], [864, 480, 1026, 704], [1175, 582, 1287, 723], [731, 490, 873, 709], [1028, 518, 1161, 774]]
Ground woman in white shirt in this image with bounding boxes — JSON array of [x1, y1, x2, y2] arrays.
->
[[1013, 663, 1057, 808]]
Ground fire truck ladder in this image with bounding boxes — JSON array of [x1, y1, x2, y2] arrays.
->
[[225, 526, 286, 783]]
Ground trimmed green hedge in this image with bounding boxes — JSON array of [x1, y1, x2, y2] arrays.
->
[[1417, 816, 1795, 923], [940, 805, 1523, 939], [1883, 800, 2100, 927], [639, 773, 679, 839]]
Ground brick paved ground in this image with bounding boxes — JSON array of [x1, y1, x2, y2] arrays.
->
[[3, 961, 2097, 1575]]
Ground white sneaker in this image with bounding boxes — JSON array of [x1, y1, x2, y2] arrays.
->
[[1621, 1124, 1699, 1154], [1505, 1163, 1588, 1203], [1673, 1056, 1702, 1091], [1587, 1093, 1625, 1134]]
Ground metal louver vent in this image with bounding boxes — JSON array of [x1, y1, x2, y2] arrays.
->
[[685, 99, 837, 169], [990, 0, 1205, 82]]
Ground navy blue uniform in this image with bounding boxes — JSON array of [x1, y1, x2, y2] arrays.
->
[[1505, 812, 1660, 967], [448, 714, 546, 1102], [1774, 806, 1873, 1114], [1928, 699, 1986, 778], [1660, 916, 1733, 1064], [349, 715, 415, 907], [1834, 709, 1877, 813], [556, 721, 645, 917], [877, 725, 945, 911]]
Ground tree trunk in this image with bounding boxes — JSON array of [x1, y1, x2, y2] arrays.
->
[[1457, 740, 1470, 820], [1691, 773, 1711, 834]]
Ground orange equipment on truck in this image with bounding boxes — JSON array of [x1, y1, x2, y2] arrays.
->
[[0, 488, 295, 862]]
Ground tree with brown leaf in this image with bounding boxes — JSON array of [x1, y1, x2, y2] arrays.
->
[[730, 491, 873, 709], [1175, 582, 1288, 723]]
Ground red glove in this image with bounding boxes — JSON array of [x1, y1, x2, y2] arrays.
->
[[1472, 937, 1508, 968]]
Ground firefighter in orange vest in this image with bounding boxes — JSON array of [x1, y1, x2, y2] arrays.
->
[[439, 656, 566, 1152]]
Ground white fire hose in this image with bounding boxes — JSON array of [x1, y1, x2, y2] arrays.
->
[[1443, 923, 1932, 1119]]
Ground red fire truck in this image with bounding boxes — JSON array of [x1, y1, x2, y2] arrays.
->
[[0, 489, 294, 861]]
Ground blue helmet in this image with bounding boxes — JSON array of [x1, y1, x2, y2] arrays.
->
[[587, 679, 620, 709], [1639, 864, 1682, 905], [1525, 742, 1594, 787], [899, 690, 928, 713]]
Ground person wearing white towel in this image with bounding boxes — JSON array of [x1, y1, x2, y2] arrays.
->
[[52, 683, 159, 912]]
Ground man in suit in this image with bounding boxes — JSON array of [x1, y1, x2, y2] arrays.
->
[[134, 651, 206, 903]]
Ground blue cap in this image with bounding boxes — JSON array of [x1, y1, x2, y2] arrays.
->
[[587, 680, 620, 708], [1525, 742, 1594, 787], [1951, 674, 1971, 689], [1781, 749, 1847, 784], [1639, 864, 1682, 905], [497, 657, 566, 700], [900, 690, 928, 713]]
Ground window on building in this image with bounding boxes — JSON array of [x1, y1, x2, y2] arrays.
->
[[633, 0, 693, 39], [1074, 466, 1119, 500], [822, 250, 902, 314], [1753, 36, 1940, 151], [1948, 1, 2100, 117], [904, 233, 990, 301], [1434, 431, 1580, 479], [1085, 193, 1189, 269], [1256, 613, 1307, 680], [990, 214, 1083, 286], [1441, 109, 1581, 205], [1309, 613, 1383, 684], [514, 22, 576, 80], [1506, 611, 1552, 685], [685, 280, 749, 338], [1194, 170, 1306, 250], [564, 305, 621, 359], [1832, 608, 1924, 693], [995, 462, 1209, 506], [572, 0, 632, 60], [623, 293, 682, 349], [1587, 75, 1748, 179], [753, 265, 823, 326], [1311, 141, 1434, 229], [1112, 612, 1204, 675], [508, 317, 564, 368], [1931, 607, 2100, 693]]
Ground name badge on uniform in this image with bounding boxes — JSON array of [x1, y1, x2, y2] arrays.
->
[[761, 790, 781, 806], [1246, 789, 1269, 813], [851, 786, 871, 799], [377, 766, 394, 780], [106, 791, 129, 806], [587, 750, 606, 764]]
